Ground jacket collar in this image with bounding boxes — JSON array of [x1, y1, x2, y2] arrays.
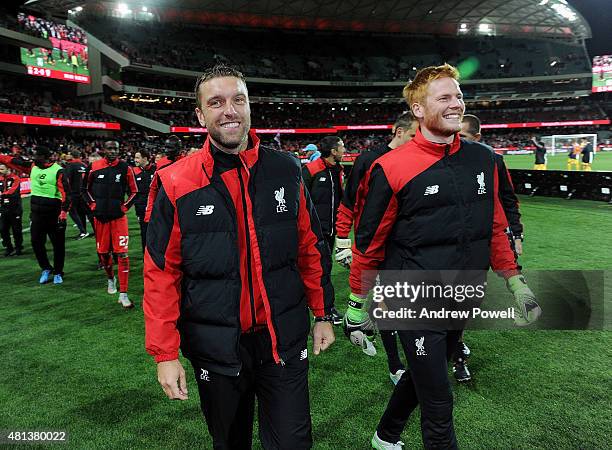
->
[[412, 127, 461, 156], [103, 157, 120, 167], [201, 130, 260, 179]]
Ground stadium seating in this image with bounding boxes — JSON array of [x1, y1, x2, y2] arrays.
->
[[78, 16, 591, 81]]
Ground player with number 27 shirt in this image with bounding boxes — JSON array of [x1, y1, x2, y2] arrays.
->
[[85, 141, 138, 308]]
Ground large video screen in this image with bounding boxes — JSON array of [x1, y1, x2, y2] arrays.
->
[[592, 55, 612, 93], [17, 13, 90, 84]]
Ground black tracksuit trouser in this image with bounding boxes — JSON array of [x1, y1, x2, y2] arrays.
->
[[1, 209, 23, 252], [377, 329, 462, 449], [30, 208, 66, 275], [192, 330, 312, 450]]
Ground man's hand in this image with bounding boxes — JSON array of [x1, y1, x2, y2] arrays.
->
[[312, 321, 335, 355], [343, 293, 377, 356], [157, 359, 189, 400], [514, 239, 523, 256], [57, 211, 67, 231], [334, 237, 352, 268], [506, 275, 542, 326]]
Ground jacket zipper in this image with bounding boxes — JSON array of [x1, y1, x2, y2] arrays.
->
[[329, 167, 335, 237], [237, 167, 257, 330]]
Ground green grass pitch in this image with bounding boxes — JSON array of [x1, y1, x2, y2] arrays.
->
[[502, 151, 612, 171], [20, 47, 90, 77], [0, 196, 610, 449]]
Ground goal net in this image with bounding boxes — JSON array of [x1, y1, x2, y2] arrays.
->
[[541, 134, 597, 156]]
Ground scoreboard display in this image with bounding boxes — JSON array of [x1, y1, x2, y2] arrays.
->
[[592, 55, 612, 93], [18, 13, 90, 84]]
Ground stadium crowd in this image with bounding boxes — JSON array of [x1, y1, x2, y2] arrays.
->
[[78, 16, 590, 81], [16, 12, 87, 45]]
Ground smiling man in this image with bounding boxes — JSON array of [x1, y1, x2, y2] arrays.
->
[[144, 64, 335, 449], [342, 64, 541, 449]]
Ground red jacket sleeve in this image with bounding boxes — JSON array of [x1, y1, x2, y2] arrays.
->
[[490, 166, 520, 277], [144, 172, 160, 223], [123, 166, 138, 208], [143, 181, 183, 363], [0, 155, 32, 175], [2, 174, 21, 196], [296, 181, 334, 317], [56, 171, 70, 212], [335, 203, 354, 239], [349, 164, 398, 295]]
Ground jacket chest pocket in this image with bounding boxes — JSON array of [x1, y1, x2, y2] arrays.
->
[[176, 186, 236, 235], [252, 178, 299, 226]]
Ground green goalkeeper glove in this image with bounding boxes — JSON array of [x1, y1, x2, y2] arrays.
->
[[506, 275, 542, 326], [343, 293, 377, 356]]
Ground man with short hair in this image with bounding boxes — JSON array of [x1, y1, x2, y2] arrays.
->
[[144, 135, 182, 223], [63, 149, 90, 239], [457, 113, 525, 383], [532, 135, 547, 170], [133, 148, 155, 253], [580, 138, 594, 171], [144, 64, 335, 450], [336, 112, 417, 381], [0, 163, 23, 256], [343, 64, 540, 449], [85, 140, 138, 308], [0, 146, 69, 283]]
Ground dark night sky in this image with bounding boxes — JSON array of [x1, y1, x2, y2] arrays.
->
[[568, 0, 612, 57]]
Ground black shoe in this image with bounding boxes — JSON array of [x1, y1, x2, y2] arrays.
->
[[330, 307, 343, 326], [453, 360, 472, 382], [4, 248, 15, 257]]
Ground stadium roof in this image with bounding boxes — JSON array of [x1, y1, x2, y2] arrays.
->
[[24, 0, 592, 40]]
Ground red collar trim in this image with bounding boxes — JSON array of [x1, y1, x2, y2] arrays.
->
[[201, 130, 261, 178], [412, 127, 461, 156]]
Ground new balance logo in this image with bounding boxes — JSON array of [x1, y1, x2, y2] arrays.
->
[[300, 349, 308, 360], [196, 205, 215, 216], [415, 336, 427, 356], [115, 174, 121, 182], [275, 187, 288, 213], [424, 185, 439, 196], [200, 369, 210, 381]]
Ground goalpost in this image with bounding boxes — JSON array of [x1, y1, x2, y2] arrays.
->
[[541, 133, 597, 156]]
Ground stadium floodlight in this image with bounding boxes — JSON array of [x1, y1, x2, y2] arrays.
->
[[550, 2, 577, 21], [75, 6, 83, 12], [117, 3, 130, 14]]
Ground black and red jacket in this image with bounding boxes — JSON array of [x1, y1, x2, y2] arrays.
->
[[349, 129, 519, 295], [302, 157, 343, 237], [144, 131, 334, 376], [133, 164, 156, 218], [494, 153, 523, 238], [0, 172, 22, 213], [0, 154, 69, 215], [63, 158, 87, 197], [144, 155, 180, 223], [336, 144, 392, 239], [84, 158, 138, 222]]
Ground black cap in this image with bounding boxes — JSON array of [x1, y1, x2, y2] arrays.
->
[[35, 145, 52, 157]]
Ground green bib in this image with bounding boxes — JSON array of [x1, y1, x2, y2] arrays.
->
[[30, 163, 62, 200]]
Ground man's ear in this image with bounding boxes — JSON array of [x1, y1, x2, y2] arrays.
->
[[195, 108, 206, 127], [411, 103, 424, 120]]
